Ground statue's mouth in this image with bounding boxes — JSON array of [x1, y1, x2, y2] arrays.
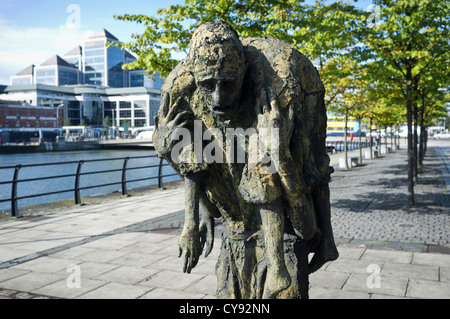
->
[[212, 105, 233, 116]]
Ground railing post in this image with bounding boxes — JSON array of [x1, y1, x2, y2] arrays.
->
[[122, 157, 129, 196], [74, 160, 84, 205], [11, 164, 22, 218], [158, 158, 164, 188]]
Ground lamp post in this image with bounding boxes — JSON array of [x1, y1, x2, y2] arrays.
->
[[56, 103, 65, 138]]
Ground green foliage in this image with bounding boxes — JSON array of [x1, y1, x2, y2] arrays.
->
[[113, 0, 449, 129]]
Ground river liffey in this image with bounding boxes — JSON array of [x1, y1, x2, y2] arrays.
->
[[0, 149, 179, 213]]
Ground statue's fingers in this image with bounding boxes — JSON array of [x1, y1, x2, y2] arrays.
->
[[173, 111, 194, 126], [166, 96, 181, 121], [205, 240, 213, 258], [160, 92, 170, 118], [183, 250, 190, 273]]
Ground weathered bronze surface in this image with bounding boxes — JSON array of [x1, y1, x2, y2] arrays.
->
[[153, 21, 338, 299]]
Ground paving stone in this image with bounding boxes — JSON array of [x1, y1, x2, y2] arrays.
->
[[406, 279, 450, 299], [381, 263, 439, 281], [32, 277, 107, 299], [0, 272, 65, 292], [93, 265, 159, 284], [412, 252, 450, 267], [75, 282, 151, 299], [139, 287, 206, 299], [309, 270, 350, 290], [361, 249, 413, 264], [139, 270, 206, 291], [309, 286, 370, 299], [343, 273, 409, 297], [183, 275, 217, 296], [440, 266, 450, 283]]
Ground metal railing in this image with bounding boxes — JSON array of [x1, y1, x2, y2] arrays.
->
[[0, 155, 179, 217], [326, 141, 370, 153]]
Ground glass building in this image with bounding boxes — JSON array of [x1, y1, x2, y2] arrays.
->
[[4, 28, 163, 130]]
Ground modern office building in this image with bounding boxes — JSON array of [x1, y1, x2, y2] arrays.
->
[[2, 28, 162, 131]]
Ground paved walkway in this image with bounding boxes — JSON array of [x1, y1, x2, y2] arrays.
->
[[0, 140, 449, 299]]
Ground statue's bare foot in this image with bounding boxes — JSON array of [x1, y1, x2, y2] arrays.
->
[[308, 237, 339, 274], [263, 265, 291, 299]]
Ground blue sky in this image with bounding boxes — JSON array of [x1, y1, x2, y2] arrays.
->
[[0, 0, 374, 85]]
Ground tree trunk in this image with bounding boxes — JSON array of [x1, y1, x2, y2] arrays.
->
[[369, 118, 373, 159], [413, 102, 419, 184], [385, 125, 388, 154], [344, 112, 349, 169], [358, 118, 363, 164], [418, 92, 426, 173], [406, 67, 415, 206]]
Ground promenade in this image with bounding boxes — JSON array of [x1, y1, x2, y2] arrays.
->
[[0, 139, 449, 299]]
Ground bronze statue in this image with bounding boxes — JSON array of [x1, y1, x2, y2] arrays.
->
[[153, 21, 338, 299]]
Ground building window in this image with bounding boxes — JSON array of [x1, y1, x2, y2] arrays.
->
[[134, 119, 146, 127], [107, 47, 125, 87], [11, 77, 32, 85], [84, 46, 105, 86], [36, 69, 56, 85], [134, 100, 146, 109], [119, 110, 131, 118], [134, 109, 146, 118], [59, 69, 78, 85], [38, 98, 52, 107], [119, 101, 131, 109], [130, 73, 144, 87]]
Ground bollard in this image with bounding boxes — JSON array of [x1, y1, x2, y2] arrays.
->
[[158, 158, 164, 188], [122, 157, 129, 196], [11, 164, 22, 217], [74, 160, 84, 205]]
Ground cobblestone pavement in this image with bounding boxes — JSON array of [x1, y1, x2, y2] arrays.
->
[[329, 139, 450, 251]]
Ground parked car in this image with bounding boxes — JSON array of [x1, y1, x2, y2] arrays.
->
[[433, 132, 450, 139], [136, 130, 154, 140]]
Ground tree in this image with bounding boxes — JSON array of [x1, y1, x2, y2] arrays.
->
[[103, 115, 112, 127], [363, 0, 449, 206], [112, 0, 366, 94]]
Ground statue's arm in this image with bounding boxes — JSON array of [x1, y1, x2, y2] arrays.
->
[[178, 173, 202, 273]]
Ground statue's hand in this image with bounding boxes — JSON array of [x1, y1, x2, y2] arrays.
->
[[178, 226, 201, 273], [199, 213, 215, 257], [154, 92, 195, 157], [256, 88, 294, 154]]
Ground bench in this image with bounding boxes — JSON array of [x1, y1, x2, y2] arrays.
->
[[339, 156, 359, 168]]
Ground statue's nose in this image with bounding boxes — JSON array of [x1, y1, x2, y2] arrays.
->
[[212, 86, 225, 107]]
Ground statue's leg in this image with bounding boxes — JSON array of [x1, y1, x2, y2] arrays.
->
[[295, 239, 309, 299], [308, 183, 339, 274], [259, 199, 291, 299]]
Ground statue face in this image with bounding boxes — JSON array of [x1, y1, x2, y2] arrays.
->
[[197, 73, 243, 119]]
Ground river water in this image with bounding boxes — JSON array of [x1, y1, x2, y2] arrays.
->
[[0, 149, 179, 213]]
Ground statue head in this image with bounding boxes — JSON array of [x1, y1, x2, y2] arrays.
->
[[189, 21, 247, 120]]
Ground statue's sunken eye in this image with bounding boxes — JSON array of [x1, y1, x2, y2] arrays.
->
[[223, 81, 234, 89], [200, 80, 215, 93]]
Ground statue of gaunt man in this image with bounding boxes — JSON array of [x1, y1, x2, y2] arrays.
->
[[153, 21, 338, 299]]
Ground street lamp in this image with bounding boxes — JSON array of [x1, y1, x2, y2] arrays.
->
[[56, 103, 65, 135]]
